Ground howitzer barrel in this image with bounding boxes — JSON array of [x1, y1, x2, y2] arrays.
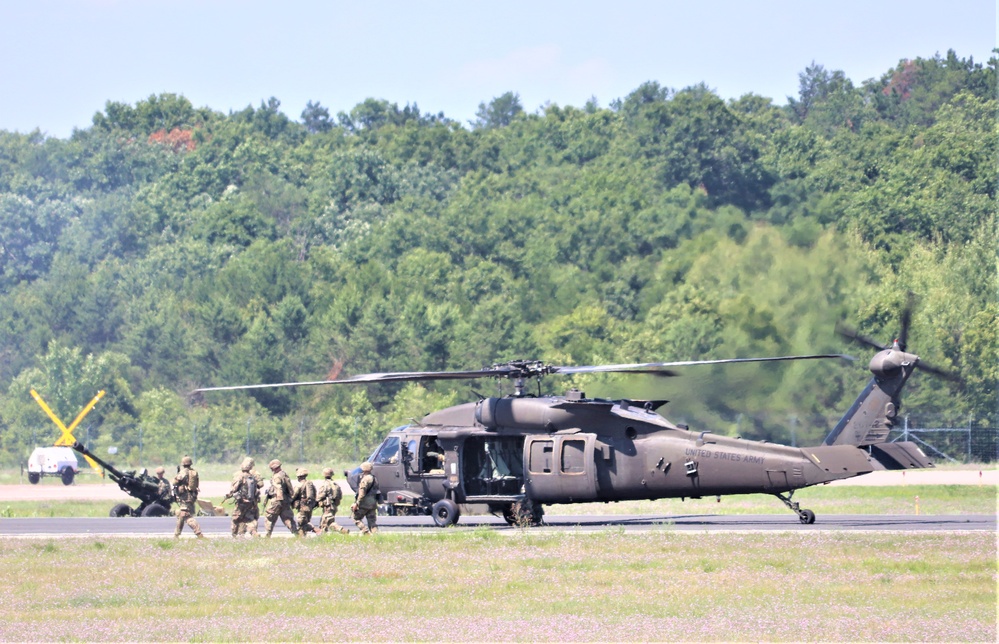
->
[[70, 441, 124, 482], [70, 441, 172, 508]]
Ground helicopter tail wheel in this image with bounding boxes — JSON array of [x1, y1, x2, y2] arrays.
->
[[431, 499, 460, 527], [775, 492, 815, 524]]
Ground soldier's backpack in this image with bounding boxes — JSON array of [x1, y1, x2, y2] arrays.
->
[[238, 473, 256, 503], [305, 481, 317, 510], [281, 473, 295, 501], [187, 469, 200, 499], [330, 481, 342, 506]]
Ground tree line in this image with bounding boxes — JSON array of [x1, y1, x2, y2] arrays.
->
[[0, 49, 995, 466]]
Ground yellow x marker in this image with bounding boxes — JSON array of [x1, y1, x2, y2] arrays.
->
[[30, 389, 106, 476]]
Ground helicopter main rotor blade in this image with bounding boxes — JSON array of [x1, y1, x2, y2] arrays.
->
[[835, 322, 889, 352], [554, 354, 853, 375], [192, 366, 524, 393], [898, 291, 916, 351], [194, 354, 853, 395]]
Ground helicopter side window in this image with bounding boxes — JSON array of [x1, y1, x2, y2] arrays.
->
[[421, 437, 445, 475], [528, 440, 553, 474], [373, 436, 400, 465], [561, 440, 585, 474]]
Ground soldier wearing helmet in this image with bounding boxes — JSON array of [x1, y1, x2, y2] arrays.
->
[[291, 467, 318, 537], [262, 459, 297, 537], [172, 455, 203, 539], [153, 466, 171, 502], [351, 461, 379, 535], [316, 467, 349, 535], [225, 457, 264, 537]]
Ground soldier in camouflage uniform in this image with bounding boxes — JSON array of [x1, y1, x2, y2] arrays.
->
[[240, 458, 265, 534], [172, 455, 204, 538], [291, 467, 318, 537], [263, 459, 297, 537], [316, 467, 349, 534], [351, 461, 379, 535], [225, 457, 263, 537], [154, 466, 171, 501]]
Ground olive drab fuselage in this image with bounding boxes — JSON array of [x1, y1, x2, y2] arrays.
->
[[346, 347, 934, 526]]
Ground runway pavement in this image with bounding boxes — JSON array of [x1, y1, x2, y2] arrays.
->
[[0, 512, 993, 537]]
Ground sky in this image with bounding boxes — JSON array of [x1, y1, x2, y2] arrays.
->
[[0, 0, 995, 138]]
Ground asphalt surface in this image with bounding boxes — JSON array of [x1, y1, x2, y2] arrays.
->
[[0, 512, 993, 537]]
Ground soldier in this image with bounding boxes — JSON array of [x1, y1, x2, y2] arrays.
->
[[172, 455, 204, 539], [291, 468, 318, 537], [351, 461, 379, 535], [154, 466, 171, 501], [240, 457, 265, 534], [316, 467, 349, 535], [225, 457, 263, 537], [263, 459, 297, 537]]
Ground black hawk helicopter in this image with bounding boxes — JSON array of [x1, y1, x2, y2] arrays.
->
[[195, 311, 950, 527]]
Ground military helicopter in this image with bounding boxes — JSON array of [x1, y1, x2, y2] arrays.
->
[[195, 311, 950, 527]]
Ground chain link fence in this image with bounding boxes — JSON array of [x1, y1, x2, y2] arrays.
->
[[889, 417, 998, 464]]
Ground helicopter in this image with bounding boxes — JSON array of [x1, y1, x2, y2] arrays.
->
[[195, 310, 951, 527]]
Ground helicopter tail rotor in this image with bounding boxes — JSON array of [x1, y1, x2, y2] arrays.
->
[[825, 298, 959, 447], [835, 295, 958, 381]]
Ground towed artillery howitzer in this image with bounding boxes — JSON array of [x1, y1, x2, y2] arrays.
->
[[70, 441, 174, 517]]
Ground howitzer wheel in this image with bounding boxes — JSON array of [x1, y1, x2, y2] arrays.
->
[[110, 503, 132, 518], [141, 503, 170, 517]]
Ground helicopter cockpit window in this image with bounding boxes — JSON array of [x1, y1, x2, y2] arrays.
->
[[373, 436, 400, 465]]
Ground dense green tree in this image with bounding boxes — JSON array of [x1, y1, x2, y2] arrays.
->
[[0, 52, 995, 465], [301, 100, 333, 134], [472, 92, 524, 130]]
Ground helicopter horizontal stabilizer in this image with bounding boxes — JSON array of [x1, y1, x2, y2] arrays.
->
[[868, 442, 934, 470]]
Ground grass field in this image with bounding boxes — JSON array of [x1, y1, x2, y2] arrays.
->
[[0, 531, 993, 642], [1, 484, 994, 518]]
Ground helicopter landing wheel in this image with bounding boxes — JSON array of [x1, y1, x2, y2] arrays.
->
[[431, 499, 460, 527], [799, 509, 816, 524]]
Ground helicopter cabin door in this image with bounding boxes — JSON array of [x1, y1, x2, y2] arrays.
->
[[523, 434, 599, 503]]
